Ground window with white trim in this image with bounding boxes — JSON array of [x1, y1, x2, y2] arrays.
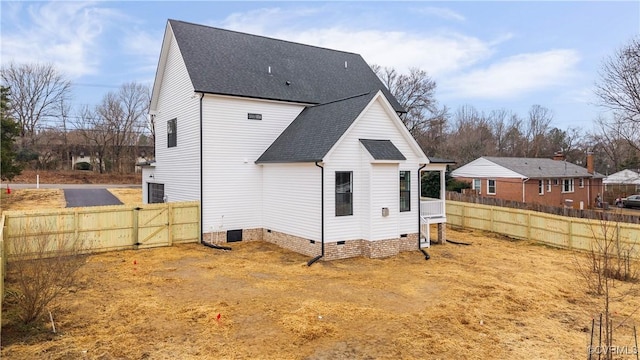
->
[[473, 178, 481, 194], [579, 178, 584, 188], [487, 179, 496, 195], [167, 118, 177, 148], [562, 178, 574, 193], [399, 171, 410, 212], [335, 172, 353, 216], [547, 179, 552, 192], [538, 180, 544, 195]]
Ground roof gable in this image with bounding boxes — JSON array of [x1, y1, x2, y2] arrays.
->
[[162, 19, 403, 112], [256, 92, 376, 163]]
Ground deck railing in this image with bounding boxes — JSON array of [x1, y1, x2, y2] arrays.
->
[[420, 198, 445, 218]]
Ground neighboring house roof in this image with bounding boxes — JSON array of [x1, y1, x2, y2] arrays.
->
[[452, 156, 602, 179], [603, 169, 640, 185], [256, 92, 376, 163], [359, 139, 406, 161], [163, 19, 403, 113]]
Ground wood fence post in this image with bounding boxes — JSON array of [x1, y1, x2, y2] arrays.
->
[[132, 207, 139, 249], [568, 218, 573, 250], [168, 203, 173, 246]]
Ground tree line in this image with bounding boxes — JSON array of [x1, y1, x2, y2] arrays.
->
[[2, 37, 638, 181], [1, 63, 153, 180], [373, 36, 640, 176]]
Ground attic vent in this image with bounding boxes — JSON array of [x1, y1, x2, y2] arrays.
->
[[247, 113, 262, 120], [344, 61, 348, 69], [268, 66, 272, 74]]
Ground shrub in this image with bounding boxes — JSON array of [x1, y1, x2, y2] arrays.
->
[[5, 226, 87, 324]]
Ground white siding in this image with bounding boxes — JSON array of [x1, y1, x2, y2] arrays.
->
[[370, 164, 399, 240], [324, 96, 424, 242], [262, 163, 321, 240], [452, 157, 524, 178], [201, 95, 305, 232], [148, 33, 201, 204]]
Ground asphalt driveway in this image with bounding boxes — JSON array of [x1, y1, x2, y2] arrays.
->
[[64, 189, 124, 208]]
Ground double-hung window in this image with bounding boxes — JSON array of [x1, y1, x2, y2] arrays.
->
[[547, 179, 552, 192], [335, 172, 353, 216], [167, 118, 177, 148], [538, 180, 544, 195], [487, 179, 496, 195], [400, 171, 410, 212], [562, 178, 574, 193], [473, 178, 481, 194]]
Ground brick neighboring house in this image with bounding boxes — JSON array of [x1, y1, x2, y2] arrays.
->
[[451, 154, 605, 209]]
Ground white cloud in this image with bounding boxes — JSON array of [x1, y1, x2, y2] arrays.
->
[[442, 50, 581, 100], [416, 7, 466, 22], [121, 30, 163, 75], [1, 2, 123, 78]]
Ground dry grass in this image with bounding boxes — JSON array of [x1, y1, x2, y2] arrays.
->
[[0, 189, 65, 213], [2, 228, 639, 359], [9, 170, 141, 185], [107, 188, 142, 205]]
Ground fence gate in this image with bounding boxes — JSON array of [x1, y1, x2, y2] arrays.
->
[[135, 206, 170, 248]]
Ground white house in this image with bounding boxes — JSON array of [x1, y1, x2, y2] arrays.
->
[[142, 19, 449, 261]]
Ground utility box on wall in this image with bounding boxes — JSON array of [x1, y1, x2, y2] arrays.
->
[[381, 207, 389, 217]]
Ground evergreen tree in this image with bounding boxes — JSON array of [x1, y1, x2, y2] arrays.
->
[[1, 86, 23, 181]]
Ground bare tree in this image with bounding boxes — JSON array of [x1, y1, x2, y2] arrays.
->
[[74, 105, 112, 173], [371, 65, 448, 137], [446, 105, 495, 165], [0, 62, 72, 146], [576, 218, 638, 360], [525, 104, 553, 157], [595, 37, 640, 130]]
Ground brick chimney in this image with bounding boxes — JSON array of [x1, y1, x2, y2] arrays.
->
[[586, 152, 594, 174], [552, 151, 565, 161]]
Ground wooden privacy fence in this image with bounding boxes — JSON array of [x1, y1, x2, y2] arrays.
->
[[447, 200, 640, 259], [447, 191, 640, 224], [1, 201, 201, 260]]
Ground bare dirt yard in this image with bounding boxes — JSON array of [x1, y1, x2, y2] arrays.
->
[[8, 170, 141, 185], [1, 185, 639, 359], [2, 228, 639, 359]]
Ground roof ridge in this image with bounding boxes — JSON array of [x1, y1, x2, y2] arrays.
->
[[312, 91, 373, 108], [168, 19, 362, 56]]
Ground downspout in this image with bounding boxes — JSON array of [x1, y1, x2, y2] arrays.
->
[[307, 161, 324, 266], [199, 92, 231, 251], [522, 178, 530, 203], [418, 164, 429, 260]]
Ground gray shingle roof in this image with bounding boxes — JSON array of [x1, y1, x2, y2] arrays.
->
[[256, 92, 376, 163], [484, 156, 600, 178], [428, 157, 456, 164], [359, 139, 406, 161], [169, 20, 404, 112]]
